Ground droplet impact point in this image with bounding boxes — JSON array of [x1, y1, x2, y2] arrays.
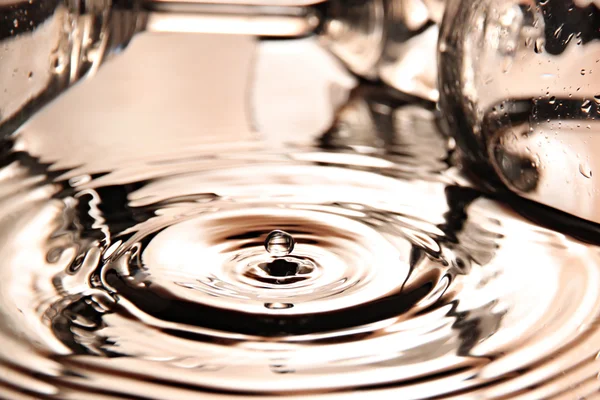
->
[[265, 230, 295, 257]]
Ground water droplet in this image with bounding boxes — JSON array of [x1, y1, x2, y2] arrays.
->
[[554, 24, 564, 39], [534, 38, 545, 54], [13, 19, 18, 28], [581, 100, 592, 113], [580, 163, 593, 179], [265, 230, 295, 257], [265, 303, 293, 310], [52, 56, 65, 74], [581, 69, 586, 76], [271, 363, 295, 374], [549, 96, 556, 104], [502, 57, 513, 73]]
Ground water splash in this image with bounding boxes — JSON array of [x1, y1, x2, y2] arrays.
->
[[0, 93, 599, 399]]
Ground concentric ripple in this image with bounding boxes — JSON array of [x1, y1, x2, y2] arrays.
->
[[1, 102, 600, 400]]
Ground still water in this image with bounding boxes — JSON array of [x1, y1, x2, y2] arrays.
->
[[1, 36, 600, 399]]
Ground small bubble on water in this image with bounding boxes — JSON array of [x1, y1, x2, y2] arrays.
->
[[265, 230, 295, 257]]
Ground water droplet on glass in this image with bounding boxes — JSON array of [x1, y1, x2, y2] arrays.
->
[[52, 56, 65, 74], [549, 96, 556, 104], [581, 100, 592, 113], [554, 24, 564, 39], [265, 230, 295, 257], [580, 163, 593, 179], [534, 37, 545, 54], [581, 69, 586, 76], [502, 56, 513, 73]]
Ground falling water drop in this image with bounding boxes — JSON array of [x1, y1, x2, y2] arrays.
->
[[265, 230, 295, 257]]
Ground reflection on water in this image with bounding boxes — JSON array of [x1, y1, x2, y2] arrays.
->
[[0, 35, 599, 400]]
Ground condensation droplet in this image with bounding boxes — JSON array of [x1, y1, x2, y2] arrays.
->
[[265, 230, 295, 257], [265, 303, 293, 310], [534, 37, 545, 54], [52, 55, 66, 74], [582, 100, 592, 113], [502, 57, 513, 73], [554, 24, 564, 39], [579, 163, 592, 179]]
